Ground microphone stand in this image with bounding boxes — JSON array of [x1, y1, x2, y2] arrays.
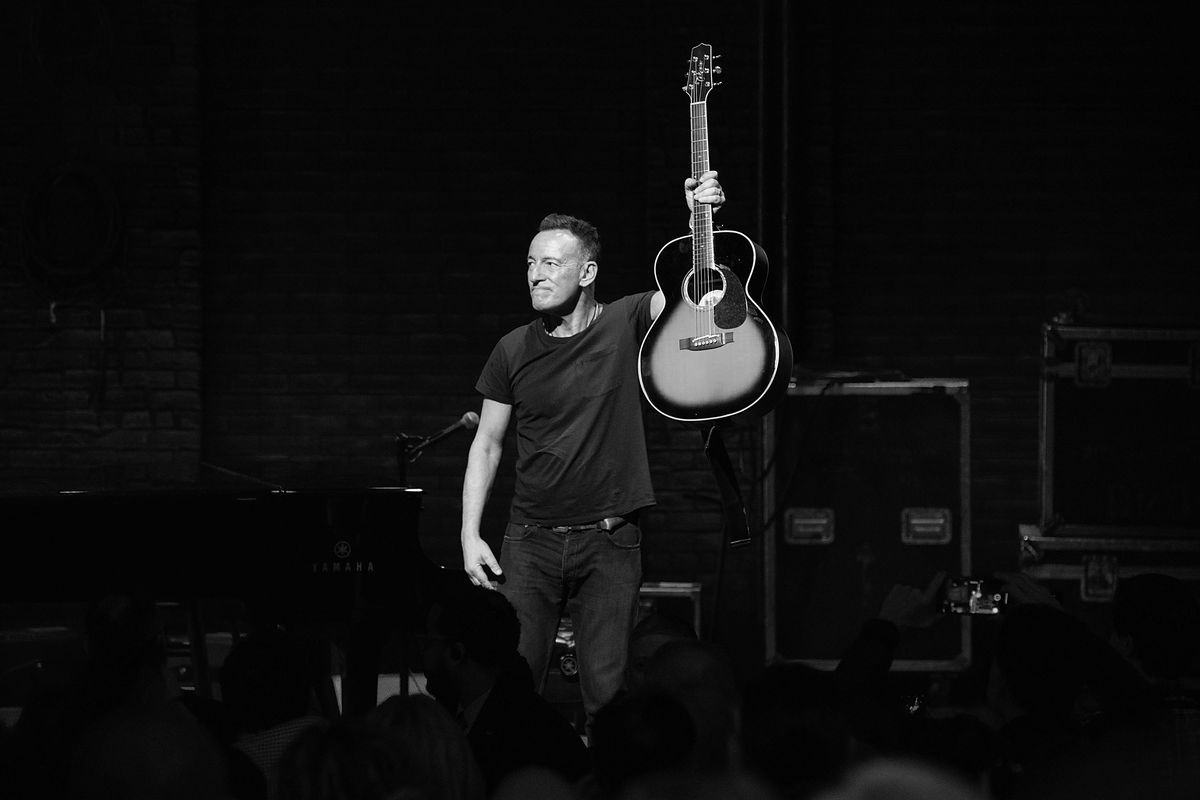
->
[[333, 432, 420, 714], [394, 433, 428, 488], [395, 413, 478, 487], [387, 414, 472, 705]]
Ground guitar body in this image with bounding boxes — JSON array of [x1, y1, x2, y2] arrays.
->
[[639, 228, 792, 424]]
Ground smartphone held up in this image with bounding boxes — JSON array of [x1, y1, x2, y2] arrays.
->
[[940, 577, 1008, 615]]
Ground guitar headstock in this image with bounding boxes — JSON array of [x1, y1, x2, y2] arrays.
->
[[683, 42, 721, 103]]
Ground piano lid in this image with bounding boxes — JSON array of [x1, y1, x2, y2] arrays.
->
[[0, 486, 431, 605]]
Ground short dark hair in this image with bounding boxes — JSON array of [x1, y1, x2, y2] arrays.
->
[[538, 213, 601, 263], [428, 574, 520, 670], [994, 604, 1088, 719], [1113, 572, 1200, 680]]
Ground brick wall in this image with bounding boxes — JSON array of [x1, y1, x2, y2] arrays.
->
[[0, 0, 202, 488], [2, 0, 1198, 679]]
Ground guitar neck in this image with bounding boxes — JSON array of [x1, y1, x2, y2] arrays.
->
[[690, 99, 715, 269]]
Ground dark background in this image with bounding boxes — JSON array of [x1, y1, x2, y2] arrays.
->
[[2, 0, 1198, 682]]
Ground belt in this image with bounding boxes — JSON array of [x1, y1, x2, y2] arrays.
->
[[538, 516, 626, 533]]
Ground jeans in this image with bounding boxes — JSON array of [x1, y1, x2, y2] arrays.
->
[[497, 517, 643, 721]]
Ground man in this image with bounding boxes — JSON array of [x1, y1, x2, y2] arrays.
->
[[418, 573, 590, 793], [460, 171, 726, 723], [1109, 571, 1200, 689]]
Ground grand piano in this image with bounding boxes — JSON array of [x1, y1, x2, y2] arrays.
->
[[0, 484, 442, 716]]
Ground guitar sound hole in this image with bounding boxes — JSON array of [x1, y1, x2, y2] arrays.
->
[[683, 266, 726, 309]]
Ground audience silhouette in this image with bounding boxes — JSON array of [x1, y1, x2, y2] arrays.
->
[[587, 685, 697, 798], [3, 567, 1195, 800], [491, 764, 580, 800], [67, 700, 235, 800], [1110, 571, 1200, 689], [997, 570, 1200, 800], [624, 610, 700, 694], [218, 625, 328, 799], [367, 692, 486, 800], [614, 767, 782, 800], [275, 715, 417, 800], [832, 582, 999, 787], [739, 660, 854, 799], [417, 571, 590, 794], [636, 637, 744, 773], [2, 590, 250, 800], [828, 568, 1196, 799], [811, 756, 987, 800]]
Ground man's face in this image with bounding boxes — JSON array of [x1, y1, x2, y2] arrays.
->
[[527, 229, 590, 315]]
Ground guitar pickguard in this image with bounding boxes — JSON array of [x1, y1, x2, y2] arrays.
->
[[712, 266, 747, 328]]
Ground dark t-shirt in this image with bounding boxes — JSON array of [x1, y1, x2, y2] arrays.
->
[[475, 291, 657, 526]]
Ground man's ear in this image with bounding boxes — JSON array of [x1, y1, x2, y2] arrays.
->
[[449, 640, 467, 663], [579, 260, 598, 287]]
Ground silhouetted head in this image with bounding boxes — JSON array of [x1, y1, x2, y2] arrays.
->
[[68, 703, 230, 800], [638, 638, 742, 770], [991, 604, 1089, 721], [812, 757, 986, 800], [420, 572, 527, 711], [740, 661, 853, 797], [425, 573, 520, 671], [276, 716, 418, 800], [590, 687, 696, 797], [367, 693, 485, 800], [625, 611, 699, 692], [1111, 572, 1200, 681], [219, 627, 318, 732]]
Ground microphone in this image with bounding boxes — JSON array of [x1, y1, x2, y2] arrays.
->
[[406, 411, 479, 462]]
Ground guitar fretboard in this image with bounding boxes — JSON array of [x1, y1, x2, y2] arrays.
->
[[690, 98, 715, 278]]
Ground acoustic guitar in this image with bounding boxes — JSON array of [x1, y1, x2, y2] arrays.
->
[[639, 43, 792, 425]]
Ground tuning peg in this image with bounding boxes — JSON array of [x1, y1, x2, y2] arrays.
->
[[713, 65, 723, 76]]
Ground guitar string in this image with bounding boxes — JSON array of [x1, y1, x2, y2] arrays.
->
[[694, 100, 713, 340], [693, 101, 701, 339]]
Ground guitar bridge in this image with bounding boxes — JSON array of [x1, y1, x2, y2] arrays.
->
[[679, 332, 734, 351]]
